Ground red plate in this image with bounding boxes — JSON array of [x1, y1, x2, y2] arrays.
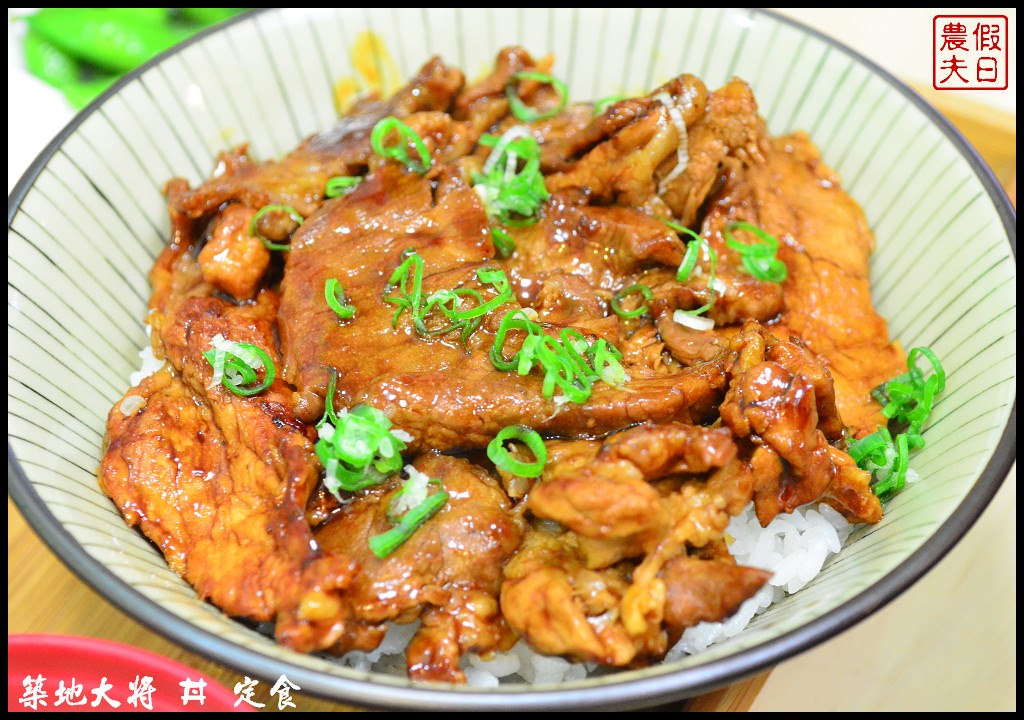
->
[[8, 635, 253, 712]]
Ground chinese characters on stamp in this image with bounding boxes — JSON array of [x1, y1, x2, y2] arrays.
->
[[934, 15, 1009, 90]]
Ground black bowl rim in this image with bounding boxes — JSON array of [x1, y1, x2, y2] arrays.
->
[[7, 7, 1017, 711]]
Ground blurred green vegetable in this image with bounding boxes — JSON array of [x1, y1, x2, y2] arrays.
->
[[23, 29, 81, 89], [20, 8, 249, 111], [60, 77, 119, 111], [26, 8, 190, 74], [179, 8, 244, 25]]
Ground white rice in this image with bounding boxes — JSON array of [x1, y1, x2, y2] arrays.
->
[[667, 502, 852, 658], [128, 326, 164, 387], [337, 621, 421, 674]]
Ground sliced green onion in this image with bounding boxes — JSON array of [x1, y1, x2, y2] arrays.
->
[[384, 250, 510, 341], [369, 483, 448, 558], [316, 403, 407, 498], [559, 328, 596, 378], [536, 335, 591, 403], [325, 175, 362, 198], [907, 346, 946, 394], [421, 287, 485, 343], [506, 71, 569, 122], [594, 94, 625, 114], [202, 335, 275, 397], [672, 309, 715, 332], [871, 346, 946, 436], [317, 370, 339, 429], [383, 249, 425, 328], [664, 219, 718, 317], [325, 277, 356, 320], [611, 284, 653, 319], [487, 425, 548, 477], [848, 427, 893, 466], [491, 227, 516, 258], [386, 465, 438, 522], [371, 116, 431, 174], [448, 267, 512, 320], [489, 308, 628, 403], [591, 338, 628, 388], [473, 127, 549, 226], [855, 348, 946, 502], [871, 431, 910, 503], [674, 235, 700, 282], [250, 204, 303, 251], [490, 309, 539, 372], [724, 221, 788, 283]]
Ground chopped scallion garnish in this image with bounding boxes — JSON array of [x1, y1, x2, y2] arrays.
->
[[446, 267, 512, 320], [383, 249, 425, 329], [723, 221, 788, 283], [854, 347, 946, 502], [594, 94, 625, 114], [250, 204, 304, 251], [487, 425, 548, 478], [907, 346, 946, 394], [473, 127, 549, 226], [611, 284, 653, 319], [664, 218, 718, 317], [384, 249, 511, 342], [370, 116, 431, 174], [325, 277, 356, 320], [506, 71, 569, 122], [317, 370, 339, 429], [368, 478, 448, 559], [870, 346, 947, 437], [489, 308, 628, 404], [491, 227, 516, 258], [325, 175, 362, 198], [202, 334, 275, 397], [315, 403, 407, 498], [385, 465, 438, 521]]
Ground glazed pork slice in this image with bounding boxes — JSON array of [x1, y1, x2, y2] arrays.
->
[[171, 56, 465, 220], [526, 422, 739, 566], [699, 133, 905, 435], [98, 282, 366, 649], [313, 453, 523, 682], [100, 369, 355, 629], [277, 165, 728, 450]]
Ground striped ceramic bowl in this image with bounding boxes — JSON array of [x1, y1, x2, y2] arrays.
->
[[7, 8, 1016, 710]]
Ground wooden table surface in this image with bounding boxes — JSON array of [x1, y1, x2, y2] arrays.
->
[[7, 78, 1015, 715]]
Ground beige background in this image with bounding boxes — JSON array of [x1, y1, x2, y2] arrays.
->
[[773, 8, 1017, 112], [751, 468, 1016, 711]]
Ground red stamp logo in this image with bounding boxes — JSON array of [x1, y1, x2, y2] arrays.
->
[[933, 15, 1009, 90]]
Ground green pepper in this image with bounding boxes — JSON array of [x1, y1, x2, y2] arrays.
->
[[179, 8, 246, 26], [60, 76, 119, 111], [23, 29, 81, 89], [25, 9, 190, 74], [101, 9, 172, 24]]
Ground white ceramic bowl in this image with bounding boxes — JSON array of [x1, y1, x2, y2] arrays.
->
[[7, 8, 1016, 710]]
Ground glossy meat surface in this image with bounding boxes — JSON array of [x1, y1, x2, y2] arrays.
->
[[314, 453, 522, 682], [97, 49, 905, 682], [700, 133, 905, 435], [277, 166, 727, 450]]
